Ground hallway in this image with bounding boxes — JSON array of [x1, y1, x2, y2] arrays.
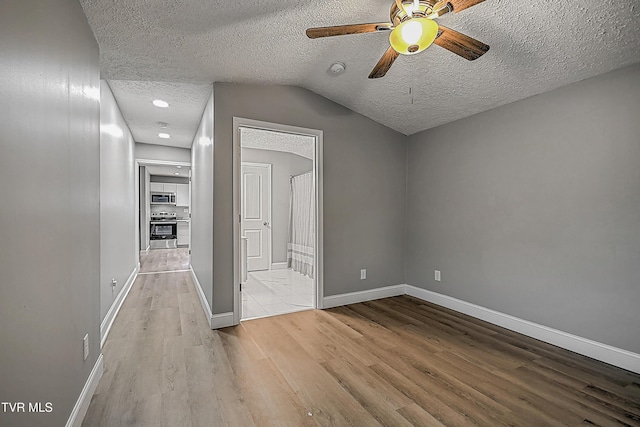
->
[[84, 249, 206, 425]]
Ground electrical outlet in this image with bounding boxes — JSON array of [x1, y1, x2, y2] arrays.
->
[[83, 334, 89, 360], [360, 269, 367, 280], [435, 270, 441, 282]]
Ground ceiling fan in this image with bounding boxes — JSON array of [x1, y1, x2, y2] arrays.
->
[[306, 0, 490, 78]]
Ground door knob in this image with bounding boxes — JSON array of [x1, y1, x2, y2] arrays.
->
[[263, 222, 269, 226]]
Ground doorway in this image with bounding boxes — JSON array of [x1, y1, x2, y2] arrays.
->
[[135, 159, 192, 273], [233, 118, 324, 323]]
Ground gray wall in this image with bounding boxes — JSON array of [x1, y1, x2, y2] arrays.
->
[[0, 1, 101, 425], [212, 83, 407, 314], [406, 63, 640, 354], [241, 148, 313, 264], [136, 142, 191, 163], [100, 81, 138, 322], [191, 89, 215, 310]]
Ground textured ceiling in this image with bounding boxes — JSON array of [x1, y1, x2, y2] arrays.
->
[[241, 128, 314, 160], [81, 0, 640, 148]]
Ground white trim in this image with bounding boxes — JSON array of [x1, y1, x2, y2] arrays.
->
[[100, 264, 139, 348], [271, 262, 288, 270], [135, 158, 192, 254], [136, 158, 191, 167], [320, 283, 640, 373], [404, 285, 640, 374], [65, 353, 103, 427], [190, 266, 213, 328], [323, 285, 406, 309], [233, 117, 325, 324], [211, 312, 235, 329], [314, 132, 324, 310]]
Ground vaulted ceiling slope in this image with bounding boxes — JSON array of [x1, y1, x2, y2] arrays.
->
[[81, 0, 640, 145]]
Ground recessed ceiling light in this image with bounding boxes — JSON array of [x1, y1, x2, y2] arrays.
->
[[174, 173, 180, 175], [156, 121, 169, 128], [152, 99, 169, 108], [176, 166, 182, 169], [158, 133, 170, 139]]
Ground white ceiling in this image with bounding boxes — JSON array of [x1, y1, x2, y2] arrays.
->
[[107, 81, 211, 148], [145, 164, 191, 178], [241, 128, 314, 160], [80, 0, 640, 149]]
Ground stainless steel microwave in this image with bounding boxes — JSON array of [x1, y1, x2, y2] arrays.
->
[[150, 192, 176, 205]]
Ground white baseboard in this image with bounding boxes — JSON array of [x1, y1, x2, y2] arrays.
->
[[271, 262, 288, 270], [323, 284, 405, 309], [211, 312, 235, 329], [66, 353, 103, 427], [405, 285, 640, 374], [101, 264, 139, 348], [190, 266, 213, 328], [320, 283, 640, 373]]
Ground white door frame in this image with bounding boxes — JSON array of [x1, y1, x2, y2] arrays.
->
[[233, 117, 324, 325], [240, 161, 273, 271]]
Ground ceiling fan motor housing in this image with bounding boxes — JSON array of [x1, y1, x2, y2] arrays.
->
[[391, 0, 451, 24]]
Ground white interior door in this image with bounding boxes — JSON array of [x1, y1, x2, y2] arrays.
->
[[241, 163, 271, 271]]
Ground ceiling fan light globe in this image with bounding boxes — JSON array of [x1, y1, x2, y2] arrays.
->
[[389, 18, 438, 55]]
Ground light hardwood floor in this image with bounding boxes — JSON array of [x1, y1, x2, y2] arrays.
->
[[84, 263, 640, 426], [139, 248, 190, 273]]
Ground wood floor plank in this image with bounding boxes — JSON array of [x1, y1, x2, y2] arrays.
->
[[242, 316, 383, 426], [397, 402, 447, 426], [429, 350, 579, 426], [322, 357, 415, 427], [274, 311, 340, 364], [369, 360, 481, 426], [218, 326, 315, 426], [161, 335, 188, 393], [84, 249, 640, 426], [161, 390, 192, 427]]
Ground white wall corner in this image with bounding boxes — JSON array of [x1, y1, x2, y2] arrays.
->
[[211, 312, 235, 329], [271, 262, 288, 270], [65, 353, 103, 427], [190, 266, 214, 328], [404, 284, 640, 374], [322, 284, 406, 309], [100, 264, 139, 348]]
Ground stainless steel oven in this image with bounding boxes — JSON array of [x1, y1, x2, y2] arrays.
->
[[150, 216, 177, 249]]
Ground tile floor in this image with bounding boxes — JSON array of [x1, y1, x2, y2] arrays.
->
[[242, 269, 314, 320]]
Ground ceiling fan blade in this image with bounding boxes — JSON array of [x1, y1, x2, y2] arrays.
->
[[306, 23, 393, 39], [445, 0, 487, 13], [368, 47, 400, 79], [434, 26, 489, 60]]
